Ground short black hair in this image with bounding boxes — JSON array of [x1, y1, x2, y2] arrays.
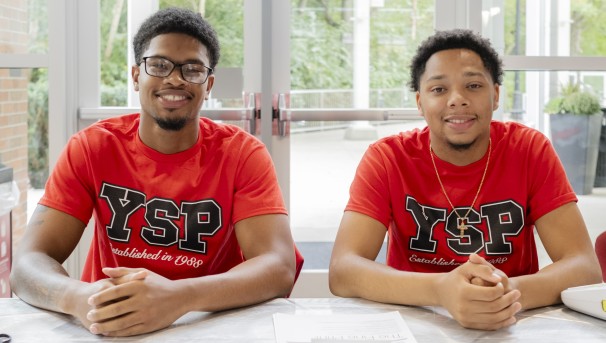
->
[[408, 29, 503, 92], [133, 7, 220, 70]]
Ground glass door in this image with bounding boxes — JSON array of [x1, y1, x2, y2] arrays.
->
[[287, 1, 435, 270]]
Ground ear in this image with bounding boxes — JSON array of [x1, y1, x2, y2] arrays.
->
[[415, 91, 424, 116], [492, 83, 500, 111], [204, 75, 215, 100], [132, 65, 140, 91]]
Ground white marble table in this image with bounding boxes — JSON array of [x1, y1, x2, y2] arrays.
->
[[1, 297, 605, 342]]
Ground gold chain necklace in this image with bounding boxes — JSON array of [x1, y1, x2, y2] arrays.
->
[[429, 138, 491, 238]]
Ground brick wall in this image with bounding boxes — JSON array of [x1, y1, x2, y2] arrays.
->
[[0, 0, 31, 249]]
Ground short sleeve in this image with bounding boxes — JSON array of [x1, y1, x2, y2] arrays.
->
[[39, 133, 96, 224], [526, 130, 577, 223], [345, 144, 392, 228], [231, 138, 287, 223]]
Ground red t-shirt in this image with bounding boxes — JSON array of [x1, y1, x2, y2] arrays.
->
[[41, 114, 287, 282], [346, 121, 576, 276]]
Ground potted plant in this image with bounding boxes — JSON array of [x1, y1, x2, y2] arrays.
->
[[546, 82, 603, 195]]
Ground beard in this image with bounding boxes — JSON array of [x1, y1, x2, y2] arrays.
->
[[447, 138, 476, 152], [154, 116, 188, 131]]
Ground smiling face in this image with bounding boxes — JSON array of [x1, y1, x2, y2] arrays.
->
[[416, 48, 499, 157], [132, 32, 214, 132]]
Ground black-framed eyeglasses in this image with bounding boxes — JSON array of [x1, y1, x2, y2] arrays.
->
[[140, 56, 213, 84]]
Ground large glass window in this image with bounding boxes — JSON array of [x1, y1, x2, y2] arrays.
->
[[0, 0, 48, 248], [502, 0, 606, 57]]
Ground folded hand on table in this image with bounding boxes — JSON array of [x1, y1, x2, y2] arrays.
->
[[83, 267, 187, 337], [434, 253, 522, 330]]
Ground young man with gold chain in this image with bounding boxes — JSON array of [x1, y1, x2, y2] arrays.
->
[[329, 29, 601, 331]]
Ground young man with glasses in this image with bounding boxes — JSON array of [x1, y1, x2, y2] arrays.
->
[[329, 29, 601, 331], [11, 7, 301, 337]]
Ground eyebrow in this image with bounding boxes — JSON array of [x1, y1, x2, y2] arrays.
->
[[462, 71, 486, 78], [149, 55, 208, 66], [424, 71, 487, 82]]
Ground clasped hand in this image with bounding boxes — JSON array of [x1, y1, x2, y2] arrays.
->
[[71, 267, 185, 337], [436, 253, 522, 330]]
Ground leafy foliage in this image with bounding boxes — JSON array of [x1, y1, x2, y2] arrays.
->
[[369, 1, 434, 91], [100, 0, 128, 106], [291, 1, 353, 91], [202, 1, 244, 67], [545, 82, 602, 115], [160, 0, 244, 67], [27, 68, 49, 188], [290, 0, 434, 107], [27, 0, 49, 188], [571, 0, 606, 56]]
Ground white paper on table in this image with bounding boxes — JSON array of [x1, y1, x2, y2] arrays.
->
[[273, 311, 417, 343]]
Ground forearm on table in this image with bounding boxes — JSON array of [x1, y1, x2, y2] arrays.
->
[[512, 254, 602, 310], [178, 253, 296, 313], [10, 252, 85, 314], [329, 255, 442, 307]]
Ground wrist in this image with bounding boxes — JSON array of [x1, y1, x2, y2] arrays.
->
[[428, 273, 446, 307], [58, 280, 87, 316], [172, 278, 198, 313]]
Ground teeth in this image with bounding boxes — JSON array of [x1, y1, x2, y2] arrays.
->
[[449, 119, 468, 124], [160, 94, 186, 101]]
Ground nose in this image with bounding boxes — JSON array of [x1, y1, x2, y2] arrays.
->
[[164, 66, 187, 86], [447, 87, 469, 108]]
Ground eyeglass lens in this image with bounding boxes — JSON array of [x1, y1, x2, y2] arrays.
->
[[143, 57, 210, 84]]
